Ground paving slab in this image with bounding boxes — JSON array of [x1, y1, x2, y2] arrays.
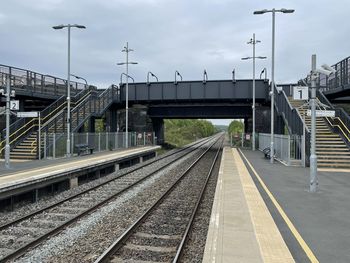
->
[[240, 149, 350, 263]]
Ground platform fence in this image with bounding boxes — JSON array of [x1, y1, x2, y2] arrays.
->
[[41, 131, 155, 159], [258, 133, 303, 166]]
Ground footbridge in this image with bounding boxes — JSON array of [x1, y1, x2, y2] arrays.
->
[[1, 58, 350, 168]]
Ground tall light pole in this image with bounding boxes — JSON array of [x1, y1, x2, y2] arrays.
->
[[53, 24, 86, 157], [117, 42, 138, 148], [242, 33, 266, 151], [254, 8, 294, 163]]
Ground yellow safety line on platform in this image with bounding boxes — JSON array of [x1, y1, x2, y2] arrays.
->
[[0, 147, 153, 181], [238, 149, 319, 263], [233, 148, 294, 263]]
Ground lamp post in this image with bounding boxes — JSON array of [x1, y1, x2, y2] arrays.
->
[[254, 8, 294, 163], [117, 42, 138, 148], [242, 33, 266, 151], [260, 68, 267, 80], [53, 24, 86, 157], [147, 71, 158, 84], [71, 74, 88, 87], [120, 73, 135, 85], [174, 70, 182, 84]]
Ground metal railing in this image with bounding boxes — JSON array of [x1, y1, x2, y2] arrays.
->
[[0, 65, 87, 95], [258, 133, 302, 166], [274, 83, 310, 165], [0, 64, 87, 96], [40, 85, 119, 158], [0, 88, 92, 156], [318, 56, 350, 92], [41, 131, 155, 159], [316, 90, 350, 146]]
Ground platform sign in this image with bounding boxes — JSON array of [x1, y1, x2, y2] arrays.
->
[[293, 86, 309, 100], [10, 100, 19, 110], [307, 110, 335, 117], [17, 111, 39, 118]]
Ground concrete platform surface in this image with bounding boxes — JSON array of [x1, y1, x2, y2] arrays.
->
[[203, 147, 294, 263], [0, 146, 160, 191], [240, 149, 350, 263]]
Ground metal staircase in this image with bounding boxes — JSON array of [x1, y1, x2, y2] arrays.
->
[[288, 97, 350, 168]]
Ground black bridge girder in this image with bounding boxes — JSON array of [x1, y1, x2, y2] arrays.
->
[[120, 79, 269, 103], [147, 104, 252, 118]]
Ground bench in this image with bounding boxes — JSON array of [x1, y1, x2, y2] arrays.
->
[[75, 144, 94, 156]]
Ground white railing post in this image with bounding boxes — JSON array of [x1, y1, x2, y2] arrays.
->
[[287, 135, 291, 166], [44, 132, 47, 159], [98, 133, 101, 152], [86, 132, 89, 145], [143, 132, 146, 146], [53, 133, 56, 159], [115, 132, 118, 150], [71, 133, 74, 157], [106, 132, 109, 150]]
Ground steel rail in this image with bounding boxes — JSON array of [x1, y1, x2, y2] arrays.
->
[[0, 136, 211, 230], [94, 135, 223, 263], [0, 136, 216, 262], [172, 138, 223, 262]]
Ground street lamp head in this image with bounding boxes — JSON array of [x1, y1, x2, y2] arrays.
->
[[241, 57, 251, 60], [281, 8, 295, 13], [257, 56, 267, 59], [254, 9, 268, 15], [117, 62, 125, 65], [53, 25, 65, 30], [74, 24, 86, 29], [130, 62, 138, 65]]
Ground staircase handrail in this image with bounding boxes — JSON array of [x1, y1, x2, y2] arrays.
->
[[274, 84, 309, 135], [317, 90, 350, 144]]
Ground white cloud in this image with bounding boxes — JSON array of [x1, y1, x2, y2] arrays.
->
[[0, 0, 348, 87]]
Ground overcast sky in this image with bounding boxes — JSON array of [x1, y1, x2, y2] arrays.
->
[[1, 0, 348, 125]]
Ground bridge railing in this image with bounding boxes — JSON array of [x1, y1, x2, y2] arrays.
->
[[0, 64, 87, 96], [317, 56, 350, 92]]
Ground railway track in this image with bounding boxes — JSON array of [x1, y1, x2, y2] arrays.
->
[[94, 136, 223, 263], [0, 136, 219, 262]]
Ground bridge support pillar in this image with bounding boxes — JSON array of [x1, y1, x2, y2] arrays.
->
[[88, 117, 96, 133], [152, 118, 164, 145], [106, 108, 118, 132]]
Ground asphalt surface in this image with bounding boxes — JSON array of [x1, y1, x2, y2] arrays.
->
[[241, 149, 350, 263]]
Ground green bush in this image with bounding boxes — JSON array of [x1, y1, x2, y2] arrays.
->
[[164, 119, 216, 147]]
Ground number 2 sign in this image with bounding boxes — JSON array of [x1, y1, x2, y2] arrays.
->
[[293, 86, 309, 100], [10, 100, 20, 110]]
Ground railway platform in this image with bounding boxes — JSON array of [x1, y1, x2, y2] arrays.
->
[[0, 146, 160, 202], [204, 146, 350, 262]]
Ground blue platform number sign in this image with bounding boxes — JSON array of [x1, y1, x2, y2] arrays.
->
[[293, 86, 308, 100]]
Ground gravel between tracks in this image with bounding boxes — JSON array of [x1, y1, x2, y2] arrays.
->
[[0, 145, 194, 226], [14, 141, 211, 263], [179, 150, 221, 262]]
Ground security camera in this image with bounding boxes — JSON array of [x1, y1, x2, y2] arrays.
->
[[321, 64, 336, 74], [0, 89, 4, 96], [10, 90, 15, 97], [269, 90, 273, 96], [315, 68, 334, 77]]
